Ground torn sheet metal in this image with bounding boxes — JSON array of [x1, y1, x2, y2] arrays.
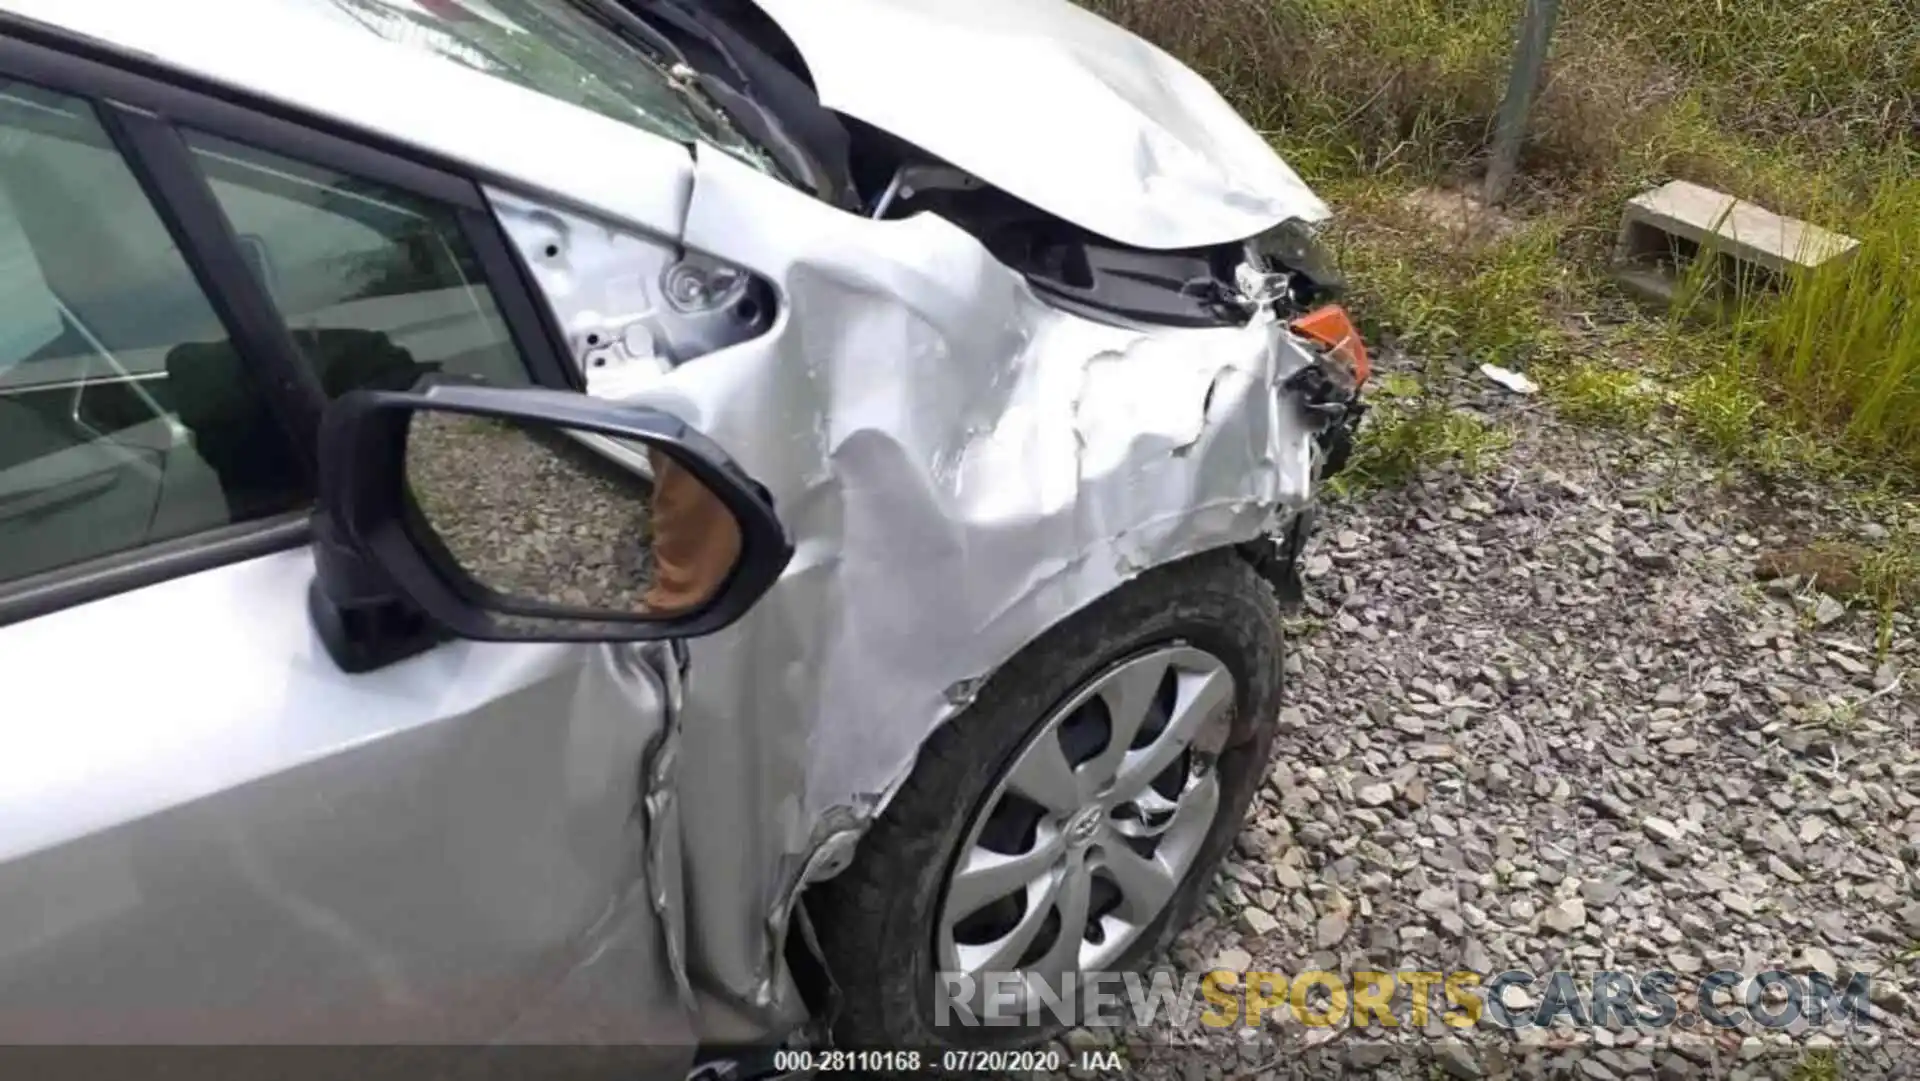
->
[[499, 146, 1324, 1023], [747, 0, 1329, 250], [488, 190, 771, 399], [637, 642, 695, 1009]]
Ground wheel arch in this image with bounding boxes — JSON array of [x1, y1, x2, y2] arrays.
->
[[841, 537, 1287, 862], [793, 540, 1289, 1048], [786, 540, 1289, 1033]]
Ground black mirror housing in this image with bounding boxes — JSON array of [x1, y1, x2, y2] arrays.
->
[[314, 383, 793, 645]]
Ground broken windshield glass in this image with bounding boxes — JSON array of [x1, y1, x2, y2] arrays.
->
[[311, 0, 780, 177]]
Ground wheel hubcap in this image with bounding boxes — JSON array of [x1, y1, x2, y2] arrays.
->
[[1064, 806, 1103, 848], [935, 644, 1234, 1014]]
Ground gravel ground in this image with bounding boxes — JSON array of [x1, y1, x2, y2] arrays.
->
[[1078, 354, 1920, 1079], [406, 411, 659, 612]]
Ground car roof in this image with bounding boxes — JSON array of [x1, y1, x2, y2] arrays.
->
[[0, 0, 695, 234]]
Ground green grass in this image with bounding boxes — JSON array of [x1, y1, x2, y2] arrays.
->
[[1673, 360, 1770, 458], [1326, 196, 1571, 365], [1332, 397, 1513, 492], [1860, 542, 1920, 654], [1325, 369, 1515, 492], [1084, 0, 1920, 609], [1085, 0, 1920, 489], [1788, 1047, 1842, 1081], [1720, 178, 1920, 471], [1539, 362, 1659, 428], [1089, 0, 1916, 194]]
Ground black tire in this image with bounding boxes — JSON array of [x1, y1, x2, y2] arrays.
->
[[808, 550, 1285, 1052]]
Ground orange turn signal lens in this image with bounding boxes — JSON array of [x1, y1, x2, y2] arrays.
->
[[1290, 304, 1370, 386]]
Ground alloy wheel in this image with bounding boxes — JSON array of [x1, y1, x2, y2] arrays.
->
[[935, 644, 1234, 1013]]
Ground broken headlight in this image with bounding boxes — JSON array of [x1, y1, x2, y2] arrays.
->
[[1252, 218, 1345, 311]]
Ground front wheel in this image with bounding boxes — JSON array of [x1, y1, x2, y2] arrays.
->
[[809, 551, 1286, 1051]]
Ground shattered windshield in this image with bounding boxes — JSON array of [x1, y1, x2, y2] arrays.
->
[[308, 0, 779, 176]]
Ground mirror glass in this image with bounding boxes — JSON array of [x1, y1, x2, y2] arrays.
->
[[403, 408, 743, 619]]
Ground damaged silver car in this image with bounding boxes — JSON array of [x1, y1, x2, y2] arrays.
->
[[0, 0, 1366, 1074]]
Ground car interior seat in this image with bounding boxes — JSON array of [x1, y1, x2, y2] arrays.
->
[[165, 328, 439, 519]]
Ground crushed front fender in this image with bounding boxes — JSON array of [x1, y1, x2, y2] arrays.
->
[[501, 148, 1334, 1026]]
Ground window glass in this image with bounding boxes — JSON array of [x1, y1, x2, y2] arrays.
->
[[185, 132, 532, 398], [0, 86, 540, 592], [0, 83, 304, 586]]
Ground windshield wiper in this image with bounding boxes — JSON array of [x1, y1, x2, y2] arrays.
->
[[559, 0, 725, 128], [564, 0, 687, 68]]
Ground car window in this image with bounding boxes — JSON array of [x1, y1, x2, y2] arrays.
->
[[0, 81, 544, 593], [0, 82, 303, 586], [184, 133, 533, 399]]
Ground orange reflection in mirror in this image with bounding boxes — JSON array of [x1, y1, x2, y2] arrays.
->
[[642, 448, 742, 613]]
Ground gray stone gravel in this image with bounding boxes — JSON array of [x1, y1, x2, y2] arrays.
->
[[407, 411, 659, 611], [1066, 355, 1920, 1079]]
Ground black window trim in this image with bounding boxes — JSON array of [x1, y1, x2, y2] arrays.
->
[[0, 20, 580, 392], [98, 102, 334, 476], [0, 514, 313, 627], [0, 17, 589, 627]]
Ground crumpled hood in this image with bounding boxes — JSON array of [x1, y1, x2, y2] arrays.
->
[[746, 0, 1330, 251]]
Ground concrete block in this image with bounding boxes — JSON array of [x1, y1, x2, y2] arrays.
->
[[1613, 180, 1859, 277], [1611, 264, 1680, 308]]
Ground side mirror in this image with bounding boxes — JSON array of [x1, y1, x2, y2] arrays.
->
[[315, 383, 792, 645]]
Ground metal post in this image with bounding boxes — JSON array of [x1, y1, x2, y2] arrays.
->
[[1483, 0, 1561, 205]]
